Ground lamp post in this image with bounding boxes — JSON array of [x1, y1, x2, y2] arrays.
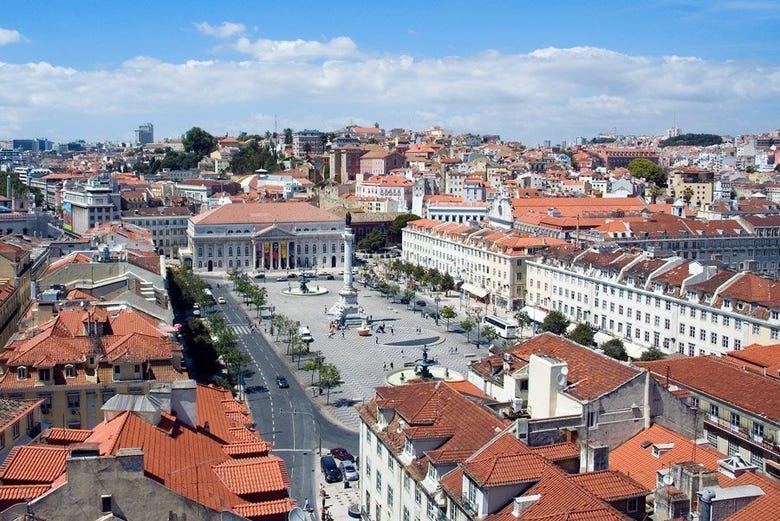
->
[[434, 295, 441, 324]]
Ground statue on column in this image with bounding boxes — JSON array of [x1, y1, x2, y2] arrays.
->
[[345, 211, 352, 227]]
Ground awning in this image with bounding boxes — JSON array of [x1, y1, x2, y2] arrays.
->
[[520, 306, 548, 323], [461, 282, 488, 299]]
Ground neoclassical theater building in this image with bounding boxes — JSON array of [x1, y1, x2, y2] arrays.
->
[[183, 202, 346, 273]]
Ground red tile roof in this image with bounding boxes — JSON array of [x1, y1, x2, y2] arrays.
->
[[233, 498, 298, 517], [43, 427, 92, 444], [0, 446, 68, 484], [191, 202, 342, 226], [637, 356, 780, 422], [0, 485, 51, 502], [568, 470, 649, 501], [461, 433, 549, 487], [212, 456, 290, 495], [724, 343, 780, 379], [508, 333, 642, 401]]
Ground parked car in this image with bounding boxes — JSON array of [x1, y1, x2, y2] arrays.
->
[[320, 273, 335, 280], [320, 455, 342, 483], [330, 447, 354, 461], [298, 326, 314, 343], [415, 299, 427, 307], [217, 296, 226, 304], [253, 273, 266, 279], [287, 273, 298, 279], [275, 375, 289, 388], [276, 276, 288, 282], [341, 460, 359, 481]]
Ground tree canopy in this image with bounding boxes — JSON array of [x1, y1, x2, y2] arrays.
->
[[568, 323, 595, 347], [601, 338, 628, 361], [230, 140, 280, 175], [659, 133, 723, 147], [389, 214, 421, 240], [540, 310, 569, 335], [357, 230, 387, 252], [627, 158, 666, 187], [639, 346, 666, 361], [183, 127, 217, 157]]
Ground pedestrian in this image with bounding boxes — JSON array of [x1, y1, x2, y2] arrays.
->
[[383, 362, 387, 370], [324, 305, 327, 314], [390, 362, 394, 369], [320, 483, 325, 497], [390, 326, 394, 335], [341, 330, 345, 338], [455, 346, 458, 353], [401, 349, 404, 356], [375, 336, 379, 344], [304, 498, 310, 511]]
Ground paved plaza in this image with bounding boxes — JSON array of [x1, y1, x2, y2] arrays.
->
[[221, 274, 499, 432]]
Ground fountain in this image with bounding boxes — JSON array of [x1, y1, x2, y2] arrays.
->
[[385, 345, 464, 386], [281, 272, 328, 296]]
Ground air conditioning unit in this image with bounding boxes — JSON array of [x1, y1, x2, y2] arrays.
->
[[70, 409, 79, 415]]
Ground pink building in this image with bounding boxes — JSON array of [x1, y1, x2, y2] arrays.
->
[[359, 149, 406, 177]]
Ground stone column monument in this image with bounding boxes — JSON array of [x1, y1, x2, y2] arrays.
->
[[328, 212, 363, 324]]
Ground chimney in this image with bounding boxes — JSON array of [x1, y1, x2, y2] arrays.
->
[[512, 495, 540, 517], [170, 379, 197, 428]]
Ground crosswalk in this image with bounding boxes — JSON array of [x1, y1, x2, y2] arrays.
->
[[227, 324, 258, 336]]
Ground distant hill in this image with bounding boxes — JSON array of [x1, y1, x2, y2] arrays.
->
[[659, 133, 723, 147]]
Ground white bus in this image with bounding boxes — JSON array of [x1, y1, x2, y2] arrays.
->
[[482, 314, 518, 339]]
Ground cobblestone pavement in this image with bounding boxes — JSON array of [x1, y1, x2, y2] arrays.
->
[[220, 274, 498, 432]]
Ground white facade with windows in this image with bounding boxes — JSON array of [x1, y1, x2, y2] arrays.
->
[[527, 246, 780, 356]]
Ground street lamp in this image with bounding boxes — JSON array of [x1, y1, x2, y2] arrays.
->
[[434, 296, 441, 324]]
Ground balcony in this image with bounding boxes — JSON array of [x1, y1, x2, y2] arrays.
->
[[704, 415, 779, 455]]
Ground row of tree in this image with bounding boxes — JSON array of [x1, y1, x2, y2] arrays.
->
[[385, 259, 457, 295]]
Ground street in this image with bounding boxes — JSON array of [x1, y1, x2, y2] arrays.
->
[[209, 282, 359, 508]]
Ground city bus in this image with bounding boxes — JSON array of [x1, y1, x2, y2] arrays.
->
[[481, 314, 518, 339]]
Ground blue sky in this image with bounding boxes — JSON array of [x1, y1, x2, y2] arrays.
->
[[1, 0, 779, 145]]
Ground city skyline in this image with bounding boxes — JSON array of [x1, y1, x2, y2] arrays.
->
[[1, 0, 779, 145]]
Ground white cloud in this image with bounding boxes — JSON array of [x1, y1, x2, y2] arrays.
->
[[194, 21, 245, 39], [0, 44, 779, 143], [234, 35, 357, 62], [0, 28, 22, 46]]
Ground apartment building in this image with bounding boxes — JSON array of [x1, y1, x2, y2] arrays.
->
[[60, 174, 121, 235], [0, 306, 185, 428], [403, 219, 566, 311], [526, 245, 780, 357], [468, 333, 693, 450], [356, 380, 651, 521], [292, 130, 324, 159], [359, 149, 405, 177], [121, 206, 191, 257], [668, 167, 715, 208], [638, 356, 780, 480], [328, 145, 364, 183], [424, 195, 488, 224], [355, 175, 413, 211], [598, 148, 659, 170]]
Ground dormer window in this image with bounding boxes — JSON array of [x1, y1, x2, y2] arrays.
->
[[723, 299, 731, 309], [65, 364, 76, 378], [37, 368, 51, 382], [17, 366, 27, 380], [404, 438, 413, 456], [426, 463, 437, 482]]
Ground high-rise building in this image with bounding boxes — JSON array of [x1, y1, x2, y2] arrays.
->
[[134, 122, 154, 145]]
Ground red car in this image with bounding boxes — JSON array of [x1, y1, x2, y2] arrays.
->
[[330, 447, 354, 461]]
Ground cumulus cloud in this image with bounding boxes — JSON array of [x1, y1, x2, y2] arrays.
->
[[0, 45, 778, 143], [0, 28, 22, 45], [194, 21, 245, 39], [234, 35, 357, 61]]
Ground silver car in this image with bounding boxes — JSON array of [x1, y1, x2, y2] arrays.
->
[[341, 460, 359, 481]]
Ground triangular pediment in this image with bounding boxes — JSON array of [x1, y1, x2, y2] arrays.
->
[[253, 224, 297, 239]]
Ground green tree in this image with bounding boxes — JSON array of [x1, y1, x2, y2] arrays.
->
[[460, 317, 475, 342], [647, 183, 662, 204], [302, 352, 324, 385], [283, 128, 293, 145], [514, 310, 532, 338], [388, 214, 421, 241], [357, 230, 387, 252], [440, 306, 457, 331], [540, 310, 570, 335], [682, 186, 694, 204], [401, 288, 415, 304], [627, 158, 666, 187], [222, 349, 251, 377], [183, 127, 217, 157], [230, 139, 280, 175], [568, 323, 595, 347], [481, 325, 498, 346], [639, 346, 666, 361], [601, 338, 628, 361], [318, 363, 342, 404], [440, 272, 455, 297]]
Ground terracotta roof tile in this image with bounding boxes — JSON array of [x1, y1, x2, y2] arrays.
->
[[0, 398, 41, 430], [724, 343, 780, 379], [42, 427, 92, 444], [212, 456, 289, 496], [233, 498, 296, 517], [637, 356, 780, 422], [0, 446, 68, 484], [530, 442, 580, 462], [568, 470, 649, 501], [191, 202, 342, 226], [0, 485, 51, 501], [509, 333, 642, 401]]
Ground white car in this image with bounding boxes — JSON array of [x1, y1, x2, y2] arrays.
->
[[217, 296, 226, 304], [341, 460, 359, 481]]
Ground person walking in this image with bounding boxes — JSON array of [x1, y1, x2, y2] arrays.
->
[[375, 336, 379, 344]]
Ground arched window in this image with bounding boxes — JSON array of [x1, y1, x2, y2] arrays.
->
[[218, 260, 223, 268], [17, 366, 27, 380], [228, 247, 233, 256], [65, 364, 76, 378], [313, 244, 317, 254]]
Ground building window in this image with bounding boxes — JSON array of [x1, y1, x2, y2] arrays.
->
[[65, 364, 76, 378], [722, 336, 729, 348], [101, 495, 112, 513], [730, 412, 741, 431], [12, 421, 20, 439], [627, 498, 638, 513], [415, 487, 422, 505], [365, 462, 371, 479], [710, 404, 719, 420], [752, 422, 764, 441], [750, 448, 764, 470], [37, 368, 51, 382], [16, 366, 27, 380], [387, 486, 394, 508], [727, 439, 739, 456], [67, 393, 80, 409], [706, 429, 717, 446], [375, 471, 382, 493]]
